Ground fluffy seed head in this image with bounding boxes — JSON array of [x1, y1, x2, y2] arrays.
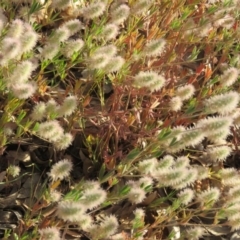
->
[[228, 185, 240, 201], [0, 38, 21, 65], [179, 127, 205, 148], [39, 227, 61, 240], [185, 227, 205, 240], [204, 91, 239, 114], [58, 95, 77, 117], [80, 188, 107, 210], [78, 214, 93, 231], [94, 44, 117, 57], [51, 0, 71, 10], [229, 218, 240, 231], [138, 176, 153, 189], [178, 188, 195, 205], [49, 190, 62, 202], [134, 71, 165, 91], [7, 165, 21, 178], [157, 155, 174, 169], [131, 0, 153, 15], [53, 133, 73, 150], [143, 38, 166, 57], [41, 43, 60, 60], [61, 39, 84, 58], [138, 157, 158, 174], [207, 145, 232, 162], [193, 165, 209, 181], [88, 52, 111, 70], [20, 23, 38, 53], [111, 233, 126, 240], [169, 96, 183, 111], [110, 4, 130, 25], [100, 23, 119, 41], [6, 19, 24, 38], [127, 186, 146, 204], [36, 120, 63, 142], [219, 67, 239, 87], [99, 215, 119, 238], [45, 99, 60, 118], [48, 159, 73, 181], [10, 81, 37, 99], [197, 187, 220, 206], [81, 2, 106, 19], [160, 168, 187, 187], [63, 19, 83, 36], [57, 201, 86, 222], [151, 155, 174, 178], [197, 116, 232, 137], [174, 156, 190, 169], [103, 56, 125, 73], [9, 60, 34, 84], [197, 21, 213, 38], [49, 27, 70, 43], [31, 102, 46, 121], [173, 168, 198, 189], [213, 9, 235, 29], [219, 168, 240, 186], [82, 180, 101, 191], [134, 208, 145, 219], [208, 128, 231, 144], [175, 84, 195, 101]]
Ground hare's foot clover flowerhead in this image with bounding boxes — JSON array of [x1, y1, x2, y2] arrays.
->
[[175, 84, 195, 101], [81, 2, 106, 19], [10, 81, 37, 99], [197, 187, 220, 206], [219, 67, 239, 87], [53, 133, 73, 150], [7, 165, 20, 178], [127, 185, 146, 204], [58, 95, 77, 117], [143, 38, 166, 57], [36, 120, 64, 142], [133, 71, 166, 92], [48, 159, 73, 181], [207, 145, 232, 162], [110, 4, 130, 25], [79, 188, 107, 210], [39, 227, 61, 240], [204, 91, 239, 114], [57, 201, 86, 222], [178, 188, 195, 206]]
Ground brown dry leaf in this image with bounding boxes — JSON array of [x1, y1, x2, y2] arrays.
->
[[0, 192, 18, 208], [142, 191, 157, 206], [0, 171, 6, 182]]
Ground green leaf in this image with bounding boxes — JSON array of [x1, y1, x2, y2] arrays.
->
[[157, 128, 172, 141], [98, 163, 106, 180], [32, 122, 40, 132], [16, 110, 26, 123], [28, 0, 45, 16], [185, 98, 197, 114], [187, 46, 200, 61], [99, 170, 115, 184], [63, 189, 82, 201], [125, 148, 141, 163], [152, 149, 163, 158], [119, 185, 131, 196]]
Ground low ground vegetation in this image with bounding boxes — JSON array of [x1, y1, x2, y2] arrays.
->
[[0, 0, 240, 239]]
